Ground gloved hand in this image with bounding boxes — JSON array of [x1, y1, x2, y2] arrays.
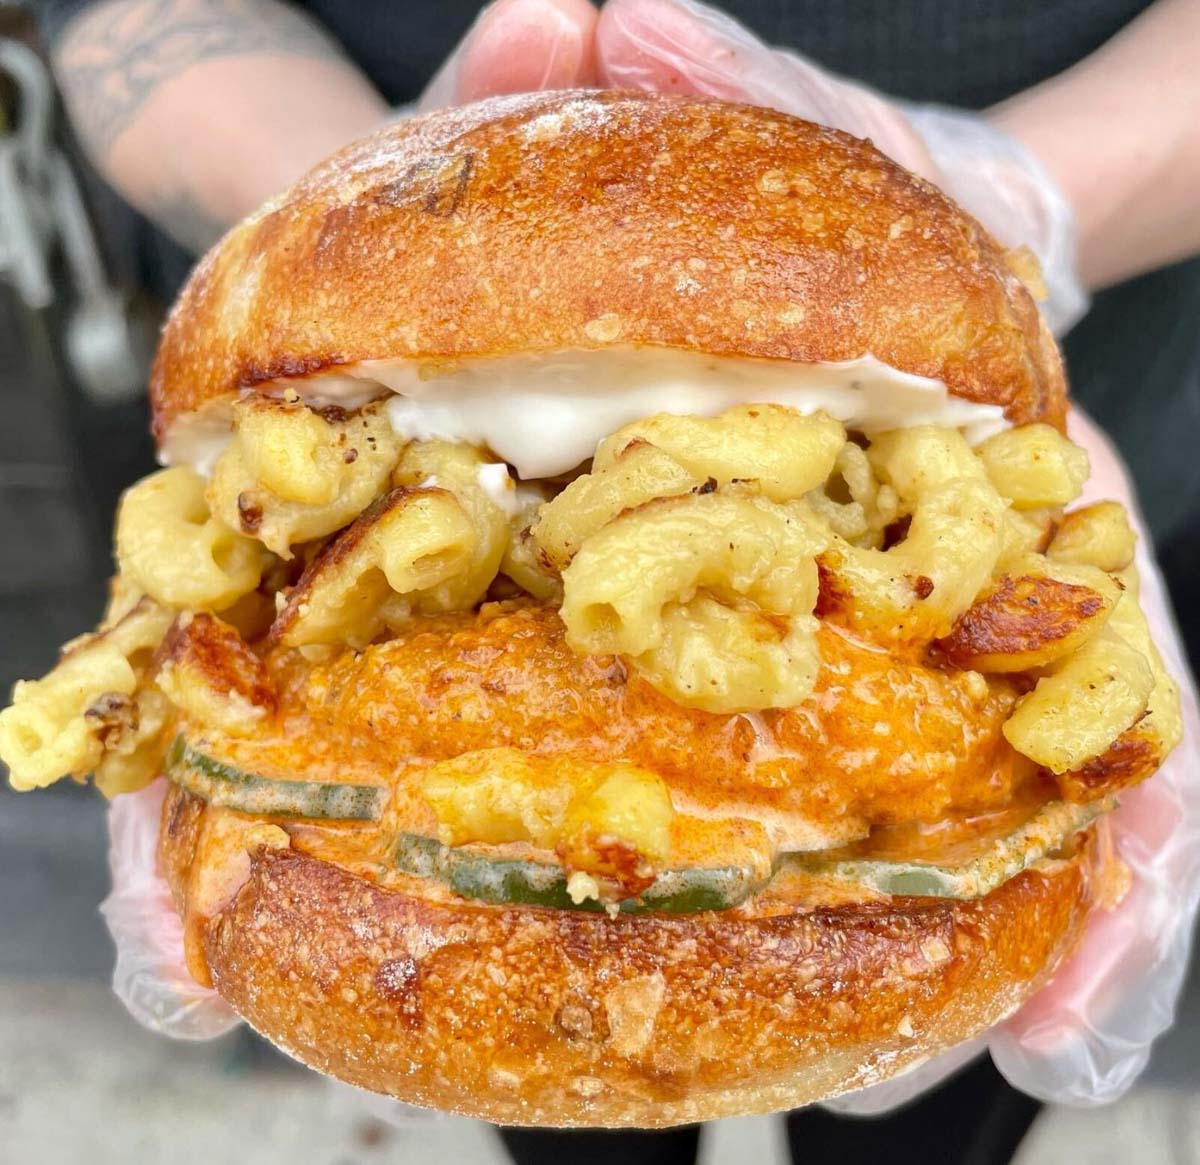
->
[[419, 0, 596, 112], [102, 778, 238, 1037], [594, 0, 1088, 335], [989, 411, 1200, 1107]]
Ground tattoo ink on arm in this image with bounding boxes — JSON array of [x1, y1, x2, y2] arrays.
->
[[53, 0, 357, 250], [55, 0, 346, 152]]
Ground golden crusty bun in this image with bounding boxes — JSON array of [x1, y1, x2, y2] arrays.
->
[[151, 89, 1065, 440], [161, 782, 1105, 1127]]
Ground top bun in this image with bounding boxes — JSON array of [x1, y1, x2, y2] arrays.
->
[[151, 90, 1066, 442]]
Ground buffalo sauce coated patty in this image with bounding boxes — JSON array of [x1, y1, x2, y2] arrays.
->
[[277, 600, 1038, 838]]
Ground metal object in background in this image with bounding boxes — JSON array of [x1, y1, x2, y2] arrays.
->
[[0, 37, 52, 307], [0, 38, 142, 402]]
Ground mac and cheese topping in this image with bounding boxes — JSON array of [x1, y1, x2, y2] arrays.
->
[[0, 594, 172, 791], [116, 467, 268, 610], [560, 490, 827, 712], [0, 391, 1180, 868], [422, 748, 674, 896], [207, 395, 402, 558], [156, 612, 276, 737]]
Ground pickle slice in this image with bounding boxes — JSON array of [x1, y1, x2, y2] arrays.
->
[[166, 737, 385, 820], [788, 798, 1111, 899], [394, 832, 766, 913], [396, 796, 1109, 910], [168, 737, 1109, 906]]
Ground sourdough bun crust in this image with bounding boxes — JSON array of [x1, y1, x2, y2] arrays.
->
[[161, 784, 1103, 1127], [151, 90, 1065, 440]]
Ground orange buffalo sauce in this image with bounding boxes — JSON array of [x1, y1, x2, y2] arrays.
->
[[161, 595, 1061, 937], [270, 601, 1039, 853]]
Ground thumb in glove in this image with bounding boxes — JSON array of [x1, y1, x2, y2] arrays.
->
[[101, 779, 239, 1039], [595, 0, 1087, 333]]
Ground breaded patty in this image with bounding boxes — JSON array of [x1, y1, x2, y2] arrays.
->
[[267, 600, 1040, 847]]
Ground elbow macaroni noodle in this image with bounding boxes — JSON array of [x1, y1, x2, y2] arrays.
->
[[117, 467, 268, 610], [1048, 501, 1136, 572], [976, 423, 1090, 510], [821, 477, 1008, 640], [561, 490, 827, 713], [207, 396, 402, 557], [272, 486, 480, 649], [0, 596, 173, 792], [1002, 624, 1155, 773], [533, 441, 698, 572], [805, 440, 900, 546], [534, 405, 842, 572], [593, 405, 845, 500], [389, 440, 509, 613], [0, 389, 1180, 795], [500, 486, 562, 603], [1113, 568, 1183, 754], [816, 428, 1008, 640]]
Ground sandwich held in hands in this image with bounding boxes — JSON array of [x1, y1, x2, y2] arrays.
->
[[0, 92, 1181, 1127]]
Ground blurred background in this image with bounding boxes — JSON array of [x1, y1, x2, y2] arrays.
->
[[0, 1, 1198, 1161]]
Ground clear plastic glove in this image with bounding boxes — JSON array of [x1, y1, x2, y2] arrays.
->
[[988, 412, 1200, 1107], [419, 0, 597, 112], [101, 779, 238, 1038], [104, 781, 439, 1122], [595, 0, 1087, 334]]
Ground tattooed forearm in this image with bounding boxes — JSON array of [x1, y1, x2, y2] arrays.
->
[[51, 0, 385, 253], [55, 0, 346, 153]]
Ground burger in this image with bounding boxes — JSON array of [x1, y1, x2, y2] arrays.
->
[[0, 91, 1182, 1127]]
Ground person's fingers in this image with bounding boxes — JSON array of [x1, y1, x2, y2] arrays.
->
[[596, 0, 758, 99], [458, 0, 599, 102], [1069, 408, 1138, 511], [101, 780, 240, 1038], [420, 0, 598, 112], [595, 0, 934, 175], [992, 747, 1200, 1102], [598, 0, 882, 128], [1001, 805, 1163, 1050]]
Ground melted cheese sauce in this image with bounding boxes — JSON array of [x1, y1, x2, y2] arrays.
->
[[161, 403, 234, 478], [160, 348, 1008, 478]]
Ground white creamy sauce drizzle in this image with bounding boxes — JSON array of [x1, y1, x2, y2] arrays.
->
[[161, 401, 235, 477], [160, 348, 1008, 479], [475, 462, 520, 515]]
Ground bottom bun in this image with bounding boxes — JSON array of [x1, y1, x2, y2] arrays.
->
[[160, 785, 1104, 1127]]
